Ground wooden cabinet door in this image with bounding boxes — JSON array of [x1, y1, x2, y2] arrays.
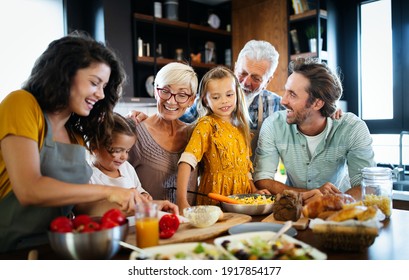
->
[[232, 0, 288, 96]]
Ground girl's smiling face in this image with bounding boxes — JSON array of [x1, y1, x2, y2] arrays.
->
[[205, 76, 237, 122], [93, 133, 136, 174]]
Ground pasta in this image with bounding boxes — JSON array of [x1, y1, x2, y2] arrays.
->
[[231, 195, 274, 205]]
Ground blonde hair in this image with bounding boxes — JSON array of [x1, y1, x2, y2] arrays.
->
[[197, 66, 252, 148], [154, 62, 198, 95]]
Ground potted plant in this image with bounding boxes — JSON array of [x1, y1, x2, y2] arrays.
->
[[305, 24, 324, 52]]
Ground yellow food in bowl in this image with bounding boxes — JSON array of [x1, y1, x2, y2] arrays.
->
[[231, 195, 274, 205]]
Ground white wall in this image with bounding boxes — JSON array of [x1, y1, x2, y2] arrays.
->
[[114, 102, 157, 117], [0, 0, 65, 102]]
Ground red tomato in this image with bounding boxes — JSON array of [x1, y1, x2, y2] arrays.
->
[[101, 209, 127, 225], [50, 216, 73, 233], [72, 214, 92, 230], [159, 229, 176, 239], [81, 221, 101, 233], [159, 214, 179, 239], [100, 219, 119, 230]]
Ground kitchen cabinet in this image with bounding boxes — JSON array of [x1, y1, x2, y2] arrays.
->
[[231, 0, 288, 96], [131, 0, 232, 99], [288, 0, 327, 61]]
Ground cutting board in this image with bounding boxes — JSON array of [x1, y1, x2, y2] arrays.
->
[[261, 212, 310, 230], [125, 212, 251, 246]]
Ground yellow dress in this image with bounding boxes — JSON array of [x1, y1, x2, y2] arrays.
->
[[183, 116, 253, 205]]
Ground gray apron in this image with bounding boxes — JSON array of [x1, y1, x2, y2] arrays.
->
[[0, 114, 92, 252], [250, 93, 264, 162]]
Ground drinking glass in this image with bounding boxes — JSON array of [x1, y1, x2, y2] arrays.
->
[[135, 202, 159, 248]]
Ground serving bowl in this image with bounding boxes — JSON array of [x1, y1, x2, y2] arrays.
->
[[221, 194, 275, 215], [48, 219, 129, 260], [183, 205, 222, 228]]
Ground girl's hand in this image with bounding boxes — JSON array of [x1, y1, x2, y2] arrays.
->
[[153, 200, 179, 214], [176, 200, 191, 216]]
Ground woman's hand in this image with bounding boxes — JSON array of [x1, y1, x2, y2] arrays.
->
[[107, 187, 148, 214], [126, 110, 148, 124], [153, 200, 179, 214]]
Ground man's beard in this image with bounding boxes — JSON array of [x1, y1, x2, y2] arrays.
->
[[285, 105, 312, 125], [242, 84, 262, 106]]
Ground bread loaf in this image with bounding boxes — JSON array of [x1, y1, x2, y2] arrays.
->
[[302, 193, 356, 219], [272, 190, 303, 221]]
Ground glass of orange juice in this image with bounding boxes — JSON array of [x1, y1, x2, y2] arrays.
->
[[135, 202, 159, 248]]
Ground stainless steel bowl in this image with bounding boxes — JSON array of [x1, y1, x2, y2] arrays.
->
[[221, 194, 275, 216], [48, 220, 129, 260]]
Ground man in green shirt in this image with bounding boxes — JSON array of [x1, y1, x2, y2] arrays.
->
[[253, 58, 376, 201]]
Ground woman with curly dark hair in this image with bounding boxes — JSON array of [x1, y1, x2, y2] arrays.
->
[[0, 32, 177, 252]]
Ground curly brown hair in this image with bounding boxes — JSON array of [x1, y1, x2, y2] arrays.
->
[[23, 31, 127, 149]]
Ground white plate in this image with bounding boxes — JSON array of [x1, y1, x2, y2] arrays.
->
[[214, 231, 327, 260], [145, 75, 154, 97], [207, 14, 220, 29], [129, 242, 230, 260], [228, 222, 297, 237]]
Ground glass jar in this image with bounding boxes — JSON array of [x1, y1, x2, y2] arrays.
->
[[361, 167, 393, 218]]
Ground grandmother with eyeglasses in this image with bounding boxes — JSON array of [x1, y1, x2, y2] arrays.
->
[[128, 62, 199, 204]]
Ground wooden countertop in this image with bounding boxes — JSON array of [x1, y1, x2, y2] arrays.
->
[[1, 208, 408, 260]]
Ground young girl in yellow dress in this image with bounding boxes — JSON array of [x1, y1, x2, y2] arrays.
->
[[176, 66, 270, 212]]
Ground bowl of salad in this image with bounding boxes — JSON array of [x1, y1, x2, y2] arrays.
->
[[214, 231, 327, 260]]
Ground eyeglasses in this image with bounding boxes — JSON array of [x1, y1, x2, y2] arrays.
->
[[156, 87, 192, 104]]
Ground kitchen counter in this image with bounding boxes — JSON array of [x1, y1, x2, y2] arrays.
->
[[1, 208, 408, 260]]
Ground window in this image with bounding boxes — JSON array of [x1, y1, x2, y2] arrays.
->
[[0, 0, 65, 102], [359, 0, 393, 120], [358, 0, 409, 166]]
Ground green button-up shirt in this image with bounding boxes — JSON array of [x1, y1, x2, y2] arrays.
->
[[253, 111, 376, 192]]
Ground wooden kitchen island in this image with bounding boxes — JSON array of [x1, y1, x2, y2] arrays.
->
[[1, 208, 408, 260]]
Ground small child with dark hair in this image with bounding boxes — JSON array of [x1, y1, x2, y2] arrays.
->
[[76, 113, 152, 216]]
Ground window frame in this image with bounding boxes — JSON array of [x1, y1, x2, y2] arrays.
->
[[357, 0, 407, 134]]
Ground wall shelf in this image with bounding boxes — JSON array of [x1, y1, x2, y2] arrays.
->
[[136, 56, 219, 69], [288, 0, 327, 62], [289, 9, 327, 22], [132, 0, 232, 98]]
